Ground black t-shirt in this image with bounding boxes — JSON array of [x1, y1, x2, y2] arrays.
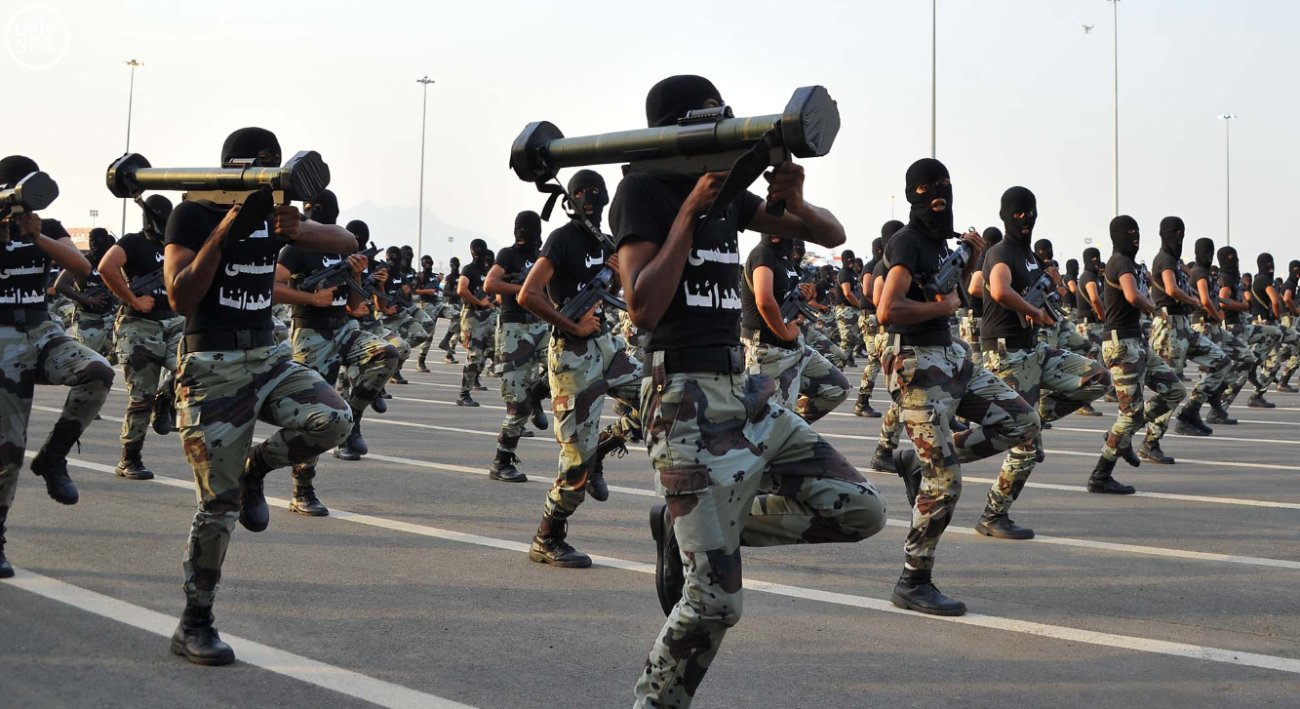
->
[[380, 260, 410, 308], [610, 173, 761, 351], [1250, 272, 1275, 321], [1285, 274, 1299, 309], [980, 237, 1043, 344], [117, 232, 174, 319], [442, 271, 460, 306], [540, 220, 609, 310], [279, 244, 348, 322], [416, 269, 439, 302], [0, 238, 51, 312], [460, 261, 490, 311], [165, 200, 277, 335], [883, 224, 954, 344], [833, 267, 855, 307], [860, 260, 878, 314], [1151, 251, 1187, 314], [493, 244, 536, 323], [1103, 252, 1142, 337], [1221, 272, 1244, 325], [740, 241, 797, 347], [1077, 269, 1101, 322]]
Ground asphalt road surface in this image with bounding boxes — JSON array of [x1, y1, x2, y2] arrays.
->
[[3, 356, 1298, 708]]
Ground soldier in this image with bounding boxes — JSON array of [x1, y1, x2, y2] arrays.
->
[[1277, 260, 1300, 392], [162, 128, 355, 665], [1074, 247, 1107, 416], [98, 195, 183, 480], [1145, 218, 1233, 440], [1086, 216, 1186, 493], [275, 197, 400, 511], [852, 225, 900, 417], [374, 245, 425, 385], [482, 211, 551, 483], [333, 219, 406, 428], [57, 228, 117, 357], [616, 76, 886, 708], [456, 239, 495, 406], [794, 242, 846, 368], [741, 233, 850, 420], [435, 258, 462, 363], [868, 225, 908, 474], [1033, 239, 1091, 355], [0, 156, 116, 579], [1247, 252, 1287, 408], [959, 226, 1001, 363], [877, 158, 1039, 616], [517, 169, 643, 566], [975, 186, 1108, 539], [1210, 246, 1256, 422], [832, 249, 861, 366], [414, 255, 452, 371]]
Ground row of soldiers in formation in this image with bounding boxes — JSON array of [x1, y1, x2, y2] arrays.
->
[[2, 82, 1294, 707]]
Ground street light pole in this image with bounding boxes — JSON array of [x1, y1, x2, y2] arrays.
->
[[1219, 113, 1237, 246], [930, 0, 937, 158], [416, 76, 435, 260], [123, 59, 142, 235], [1108, 0, 1119, 215]]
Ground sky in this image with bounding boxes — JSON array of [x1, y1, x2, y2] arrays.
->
[[6, 0, 1298, 270]]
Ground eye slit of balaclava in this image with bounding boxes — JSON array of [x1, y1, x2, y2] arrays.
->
[[998, 186, 1037, 245], [1109, 215, 1140, 258], [1158, 216, 1185, 259], [903, 158, 954, 239]]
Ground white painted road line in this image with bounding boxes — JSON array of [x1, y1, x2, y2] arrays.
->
[[1, 568, 476, 709]]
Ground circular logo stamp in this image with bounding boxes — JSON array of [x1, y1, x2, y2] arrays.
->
[[5, 5, 70, 71]]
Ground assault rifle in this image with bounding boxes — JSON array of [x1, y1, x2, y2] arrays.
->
[[918, 241, 974, 300], [1021, 271, 1066, 327], [1135, 263, 1152, 298], [296, 245, 380, 297], [779, 266, 820, 324]]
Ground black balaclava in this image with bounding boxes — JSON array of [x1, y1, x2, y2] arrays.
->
[[904, 158, 954, 238], [306, 189, 340, 225], [982, 226, 1003, 249], [567, 169, 609, 227], [791, 240, 806, 262], [88, 228, 114, 262], [1083, 247, 1101, 273], [514, 210, 542, 259], [1034, 238, 1054, 263], [470, 238, 489, 267], [1066, 259, 1079, 279], [871, 237, 885, 262], [1258, 252, 1275, 278], [143, 194, 173, 240], [1290, 260, 1300, 279], [998, 186, 1037, 247], [645, 75, 723, 128], [1109, 215, 1140, 258], [1193, 238, 1215, 269], [1217, 246, 1239, 278], [386, 246, 402, 268], [220, 127, 281, 167], [345, 220, 369, 250], [448, 256, 460, 276], [880, 220, 904, 241], [768, 233, 795, 258], [1158, 216, 1185, 259], [420, 255, 433, 274], [0, 155, 39, 187], [840, 249, 855, 269], [400, 245, 414, 271]]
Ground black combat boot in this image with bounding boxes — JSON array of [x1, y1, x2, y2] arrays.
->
[[30, 419, 82, 505], [391, 371, 409, 385], [1174, 402, 1214, 437], [488, 450, 527, 483], [1086, 455, 1135, 494], [456, 392, 479, 407], [474, 376, 488, 391], [170, 604, 235, 666], [894, 449, 924, 507], [0, 507, 14, 579], [238, 448, 273, 533], [289, 465, 329, 516], [1278, 369, 1298, 393], [891, 566, 967, 616], [649, 503, 683, 616], [1077, 403, 1103, 417], [869, 444, 897, 474], [415, 355, 430, 373], [1115, 439, 1142, 468], [152, 392, 176, 436], [974, 507, 1035, 539], [1248, 393, 1276, 408], [852, 393, 880, 418], [527, 379, 550, 431], [370, 393, 387, 414], [528, 514, 591, 568], [587, 430, 628, 503], [1139, 436, 1175, 464], [333, 420, 368, 461], [1206, 392, 1237, 425], [114, 442, 155, 481]]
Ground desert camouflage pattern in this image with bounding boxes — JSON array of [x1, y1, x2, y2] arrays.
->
[[982, 341, 1108, 515], [1151, 312, 1231, 404], [882, 340, 1039, 569], [70, 311, 114, 357], [802, 318, 846, 368], [494, 320, 550, 455], [1098, 335, 1186, 459], [742, 334, 849, 423], [175, 342, 352, 607], [1247, 322, 1282, 395], [857, 314, 885, 400], [633, 356, 886, 708], [834, 304, 861, 358], [459, 307, 494, 395], [0, 319, 114, 509], [114, 315, 184, 449]]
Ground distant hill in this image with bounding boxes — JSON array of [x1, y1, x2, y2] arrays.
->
[[341, 201, 501, 270]]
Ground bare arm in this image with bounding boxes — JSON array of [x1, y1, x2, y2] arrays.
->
[[484, 263, 521, 298], [753, 265, 800, 342], [1267, 284, 1282, 319], [745, 163, 845, 249], [878, 264, 960, 327], [457, 274, 491, 309], [1197, 278, 1224, 321], [1120, 272, 1156, 313], [988, 262, 1052, 327], [1160, 268, 1201, 308], [838, 280, 861, 308], [1085, 280, 1105, 319], [292, 217, 358, 254]]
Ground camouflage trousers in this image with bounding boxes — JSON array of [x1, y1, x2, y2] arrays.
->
[[742, 334, 849, 422], [958, 311, 981, 360], [1195, 320, 1255, 403], [70, 310, 114, 357], [383, 310, 428, 355], [1151, 312, 1231, 404], [857, 314, 884, 398], [982, 341, 1108, 515], [459, 307, 494, 396], [1075, 320, 1103, 361], [543, 332, 642, 518], [1042, 318, 1090, 354], [114, 315, 184, 450], [0, 320, 114, 511], [495, 320, 550, 455], [291, 318, 400, 413], [835, 304, 861, 356], [1098, 335, 1186, 459], [51, 296, 76, 330], [802, 319, 846, 369], [272, 304, 291, 345], [338, 318, 409, 402], [1263, 320, 1299, 390], [882, 339, 1039, 569], [418, 301, 459, 358], [176, 341, 353, 607], [634, 358, 886, 708], [1247, 322, 1283, 395]]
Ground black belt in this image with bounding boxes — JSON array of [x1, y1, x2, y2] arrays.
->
[[893, 330, 953, 347], [982, 333, 1036, 351], [0, 307, 49, 329], [183, 329, 276, 352], [293, 316, 347, 332], [659, 345, 744, 375], [740, 327, 797, 349]]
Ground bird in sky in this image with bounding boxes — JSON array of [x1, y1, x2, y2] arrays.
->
[[1082, 24, 1095, 34]]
